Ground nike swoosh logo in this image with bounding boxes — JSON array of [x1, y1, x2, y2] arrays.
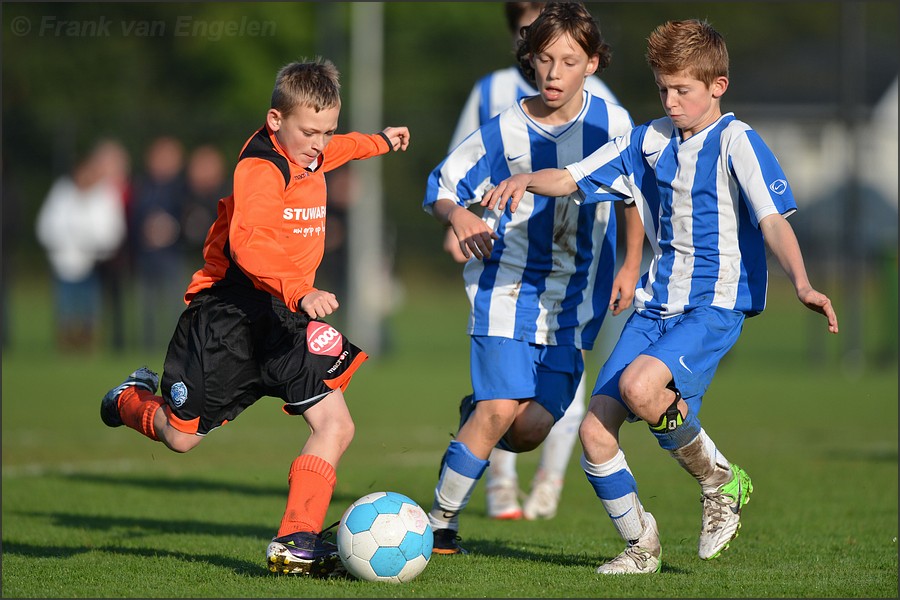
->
[[608, 507, 633, 520], [506, 153, 527, 162], [642, 149, 661, 158], [678, 355, 693, 373], [729, 480, 742, 514], [442, 511, 458, 520]]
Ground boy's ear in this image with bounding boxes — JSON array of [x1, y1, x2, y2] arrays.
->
[[585, 53, 600, 77], [266, 108, 283, 131], [711, 76, 729, 98]]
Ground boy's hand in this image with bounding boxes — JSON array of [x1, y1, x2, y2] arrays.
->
[[300, 290, 340, 319], [798, 286, 839, 334], [608, 264, 640, 316], [481, 174, 532, 213], [442, 226, 470, 263], [448, 205, 499, 261], [381, 127, 410, 151]]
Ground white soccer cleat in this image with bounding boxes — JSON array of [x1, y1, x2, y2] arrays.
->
[[596, 512, 661, 575], [523, 476, 562, 520], [698, 464, 753, 560], [486, 479, 523, 520]]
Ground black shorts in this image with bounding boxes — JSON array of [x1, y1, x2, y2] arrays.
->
[[160, 284, 368, 435]]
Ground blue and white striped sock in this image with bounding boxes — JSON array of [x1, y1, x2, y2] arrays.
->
[[582, 450, 645, 543], [429, 440, 489, 531]]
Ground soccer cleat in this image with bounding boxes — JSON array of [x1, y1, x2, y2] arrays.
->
[[266, 526, 346, 577], [432, 528, 468, 555], [100, 367, 160, 427], [486, 479, 524, 520], [596, 512, 661, 575], [698, 463, 753, 560], [523, 476, 562, 521]]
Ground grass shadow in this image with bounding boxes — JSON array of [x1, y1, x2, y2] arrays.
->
[[60, 471, 360, 504], [1, 540, 268, 577], [462, 538, 689, 574]]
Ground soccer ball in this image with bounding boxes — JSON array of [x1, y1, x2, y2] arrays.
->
[[337, 491, 433, 583]]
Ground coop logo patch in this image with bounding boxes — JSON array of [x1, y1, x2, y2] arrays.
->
[[170, 381, 188, 407], [307, 322, 343, 357], [769, 179, 788, 195]]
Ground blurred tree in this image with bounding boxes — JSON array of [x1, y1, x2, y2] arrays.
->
[[2, 1, 897, 283]]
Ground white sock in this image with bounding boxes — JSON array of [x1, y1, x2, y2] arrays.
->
[[428, 441, 488, 531], [670, 428, 732, 493], [486, 448, 517, 487]]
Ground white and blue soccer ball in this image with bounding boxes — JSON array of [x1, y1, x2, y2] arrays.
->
[[336, 491, 433, 583]]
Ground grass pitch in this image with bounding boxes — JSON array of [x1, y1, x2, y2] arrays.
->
[[2, 273, 897, 597]]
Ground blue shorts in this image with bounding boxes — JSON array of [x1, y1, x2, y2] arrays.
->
[[594, 306, 744, 420], [469, 336, 583, 422]]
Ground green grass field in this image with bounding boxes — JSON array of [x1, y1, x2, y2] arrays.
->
[[2, 273, 897, 598]]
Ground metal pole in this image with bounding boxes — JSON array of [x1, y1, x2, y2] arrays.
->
[[348, 2, 385, 355], [840, 1, 865, 372]]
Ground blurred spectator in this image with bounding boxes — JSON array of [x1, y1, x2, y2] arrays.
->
[[181, 144, 230, 260], [35, 141, 127, 352], [130, 135, 187, 349], [91, 139, 133, 351]]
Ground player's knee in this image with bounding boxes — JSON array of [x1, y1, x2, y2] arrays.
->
[[617, 370, 654, 415], [514, 427, 547, 451], [502, 415, 552, 452], [324, 413, 355, 452], [161, 429, 203, 453]]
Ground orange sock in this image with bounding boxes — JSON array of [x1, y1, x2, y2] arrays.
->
[[277, 454, 337, 537], [117, 387, 163, 442]]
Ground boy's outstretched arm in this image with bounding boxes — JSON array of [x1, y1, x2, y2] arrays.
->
[[481, 168, 578, 213], [609, 203, 645, 315], [430, 198, 499, 261], [760, 213, 839, 334], [381, 126, 410, 151]]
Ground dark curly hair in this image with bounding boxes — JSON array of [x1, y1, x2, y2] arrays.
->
[[515, 2, 611, 84]]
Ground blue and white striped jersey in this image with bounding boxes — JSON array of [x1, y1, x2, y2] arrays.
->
[[566, 113, 796, 318], [425, 92, 634, 349], [449, 66, 620, 151]]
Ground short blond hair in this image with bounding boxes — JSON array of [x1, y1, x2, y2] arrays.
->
[[271, 57, 341, 116], [646, 19, 729, 87]]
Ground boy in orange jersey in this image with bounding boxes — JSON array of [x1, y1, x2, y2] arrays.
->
[[100, 58, 409, 578]]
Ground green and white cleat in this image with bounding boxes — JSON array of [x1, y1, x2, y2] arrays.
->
[[698, 464, 753, 560], [596, 512, 661, 575]]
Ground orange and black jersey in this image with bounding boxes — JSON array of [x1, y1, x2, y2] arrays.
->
[[185, 124, 391, 312]]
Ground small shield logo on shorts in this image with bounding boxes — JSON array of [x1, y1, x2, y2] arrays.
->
[[307, 322, 343, 357], [171, 382, 188, 407]]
